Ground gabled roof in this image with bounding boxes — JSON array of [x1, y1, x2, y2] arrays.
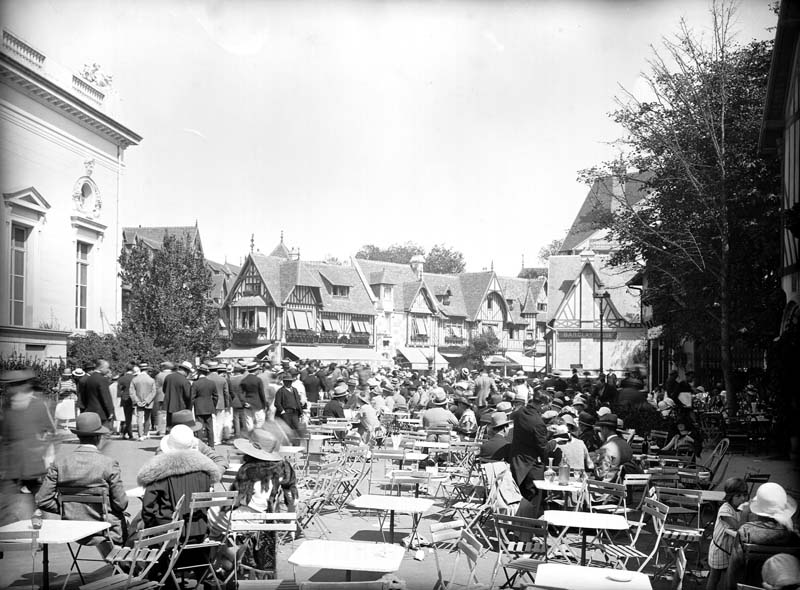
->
[[229, 253, 374, 315], [560, 173, 651, 254], [206, 259, 240, 278], [522, 276, 547, 314], [547, 254, 641, 325], [122, 224, 203, 252], [458, 272, 496, 320], [498, 277, 541, 324], [421, 273, 467, 317]]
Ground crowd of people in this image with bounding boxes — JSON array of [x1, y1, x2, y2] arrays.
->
[[0, 359, 798, 589]]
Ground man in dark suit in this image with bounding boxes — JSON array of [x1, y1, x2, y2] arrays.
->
[[82, 359, 115, 428], [240, 362, 267, 432], [191, 364, 218, 447], [275, 372, 303, 435], [479, 412, 512, 461], [163, 361, 192, 429], [508, 390, 549, 517]]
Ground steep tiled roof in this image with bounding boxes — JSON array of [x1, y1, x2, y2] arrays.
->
[[498, 277, 535, 324], [560, 173, 651, 254], [122, 225, 202, 251], [241, 253, 374, 315], [458, 272, 495, 320], [522, 276, 547, 314], [421, 273, 467, 317], [206, 259, 240, 277], [547, 254, 640, 325]]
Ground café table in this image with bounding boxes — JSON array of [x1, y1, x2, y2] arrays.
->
[[543, 509, 629, 566], [0, 519, 111, 590], [349, 494, 433, 546], [534, 478, 584, 510], [535, 563, 652, 590], [288, 539, 405, 581], [388, 469, 449, 498]]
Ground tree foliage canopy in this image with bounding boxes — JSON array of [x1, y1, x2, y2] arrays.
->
[[463, 332, 500, 370], [118, 234, 219, 360], [356, 241, 466, 274], [538, 239, 564, 263], [579, 4, 781, 399]]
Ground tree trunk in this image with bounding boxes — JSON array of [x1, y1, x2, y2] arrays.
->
[[720, 217, 736, 417]]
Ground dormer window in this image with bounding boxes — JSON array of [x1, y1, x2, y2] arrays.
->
[[507, 299, 514, 310], [332, 285, 350, 298], [537, 302, 546, 311]]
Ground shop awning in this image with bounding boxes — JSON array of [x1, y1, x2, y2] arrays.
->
[[485, 354, 519, 367], [283, 345, 383, 365], [396, 347, 450, 370], [505, 350, 536, 371], [215, 343, 274, 361]]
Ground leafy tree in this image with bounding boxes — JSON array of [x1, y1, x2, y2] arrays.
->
[[538, 239, 564, 263], [119, 233, 219, 361], [580, 3, 781, 414], [356, 241, 466, 273], [356, 242, 426, 264], [68, 330, 164, 375], [463, 332, 500, 370], [426, 244, 466, 274]]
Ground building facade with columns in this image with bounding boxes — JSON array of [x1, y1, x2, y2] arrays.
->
[[0, 29, 141, 360]]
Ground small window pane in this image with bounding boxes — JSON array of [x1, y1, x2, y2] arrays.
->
[[13, 276, 24, 299], [79, 286, 87, 307], [13, 250, 24, 274], [12, 301, 24, 325], [13, 227, 26, 247]]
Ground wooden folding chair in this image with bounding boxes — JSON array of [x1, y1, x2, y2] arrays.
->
[[491, 514, 549, 589], [169, 491, 236, 590], [56, 486, 113, 590], [430, 525, 486, 590], [80, 521, 184, 590], [0, 529, 39, 558], [601, 497, 669, 571], [741, 544, 800, 584], [744, 472, 770, 496], [674, 546, 687, 590], [225, 511, 297, 585], [650, 487, 704, 576]]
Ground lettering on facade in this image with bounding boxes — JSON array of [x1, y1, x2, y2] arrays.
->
[[559, 331, 618, 340]]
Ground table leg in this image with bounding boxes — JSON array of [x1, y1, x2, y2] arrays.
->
[[581, 529, 587, 566], [389, 510, 395, 542], [42, 543, 49, 590]]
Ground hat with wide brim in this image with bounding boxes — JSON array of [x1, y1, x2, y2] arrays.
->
[[178, 361, 193, 373], [748, 482, 798, 523], [357, 390, 371, 404], [454, 395, 472, 407], [160, 425, 198, 453], [170, 409, 203, 432], [233, 430, 282, 462], [595, 413, 620, 429], [0, 369, 37, 384], [513, 371, 527, 381], [490, 412, 511, 428], [70, 412, 110, 436], [431, 390, 449, 405], [332, 384, 349, 398]]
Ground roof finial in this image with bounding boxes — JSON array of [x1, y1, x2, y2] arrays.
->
[[250, 233, 254, 254], [280, 230, 284, 244], [491, 259, 494, 271], [521, 253, 525, 269]]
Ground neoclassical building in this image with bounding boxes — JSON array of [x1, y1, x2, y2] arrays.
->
[[0, 29, 141, 360]]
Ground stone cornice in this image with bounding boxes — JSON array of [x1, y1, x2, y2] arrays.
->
[[0, 52, 142, 149]]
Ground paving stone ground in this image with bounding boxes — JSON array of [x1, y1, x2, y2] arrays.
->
[[1, 434, 798, 590]]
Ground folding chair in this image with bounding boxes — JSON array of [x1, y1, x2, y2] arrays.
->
[[491, 514, 549, 589], [649, 429, 669, 449], [80, 521, 184, 590], [651, 487, 704, 576], [169, 491, 237, 590], [56, 486, 114, 590], [297, 464, 341, 538], [601, 497, 669, 571], [583, 479, 629, 515], [674, 546, 687, 590], [622, 474, 651, 510], [451, 464, 505, 548], [744, 472, 770, 496], [0, 529, 39, 559], [430, 525, 486, 590], [741, 544, 800, 584], [225, 511, 297, 586], [430, 520, 467, 590]]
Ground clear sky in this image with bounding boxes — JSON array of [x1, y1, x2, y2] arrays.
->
[[1, 0, 777, 276]]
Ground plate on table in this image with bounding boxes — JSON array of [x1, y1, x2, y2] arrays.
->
[[607, 571, 633, 582]]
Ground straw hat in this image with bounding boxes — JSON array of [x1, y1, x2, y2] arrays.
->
[[332, 383, 349, 398], [496, 401, 513, 413], [513, 371, 527, 381], [178, 361, 193, 373], [595, 413, 620, 430], [490, 412, 511, 429], [748, 483, 797, 523], [72, 368, 86, 377], [233, 429, 282, 462], [0, 369, 36, 384], [70, 412, 110, 436], [160, 424, 198, 453], [431, 389, 449, 405], [597, 406, 612, 417]]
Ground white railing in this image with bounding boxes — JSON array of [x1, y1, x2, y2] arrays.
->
[[2, 29, 45, 69], [72, 75, 105, 105]]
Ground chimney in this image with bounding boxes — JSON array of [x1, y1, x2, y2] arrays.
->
[[289, 247, 300, 261], [409, 254, 425, 280]]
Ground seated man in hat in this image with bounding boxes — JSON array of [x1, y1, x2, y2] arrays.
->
[[479, 412, 512, 461], [323, 383, 348, 419], [454, 396, 477, 437], [593, 413, 633, 482], [422, 389, 459, 442], [36, 412, 128, 556]]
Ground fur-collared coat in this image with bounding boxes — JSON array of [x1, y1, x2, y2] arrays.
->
[[137, 450, 220, 539]]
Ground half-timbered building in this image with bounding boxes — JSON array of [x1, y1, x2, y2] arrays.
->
[[220, 247, 381, 365]]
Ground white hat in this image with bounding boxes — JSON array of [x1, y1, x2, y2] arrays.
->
[[597, 406, 612, 417], [748, 483, 797, 525], [233, 429, 282, 462], [762, 553, 800, 590], [160, 425, 198, 453]]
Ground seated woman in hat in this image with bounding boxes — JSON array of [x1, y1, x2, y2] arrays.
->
[[422, 389, 459, 442], [211, 430, 298, 577], [726, 482, 800, 590], [137, 425, 221, 539]]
